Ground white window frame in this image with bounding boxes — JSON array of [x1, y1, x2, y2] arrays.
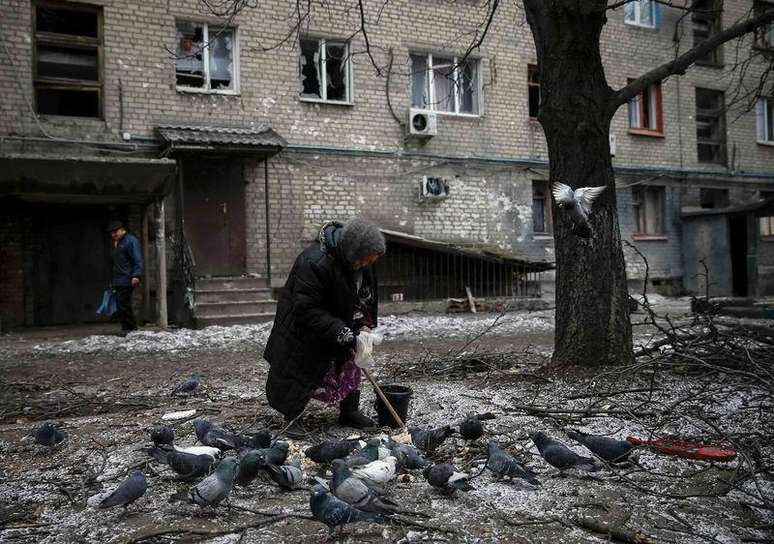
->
[[298, 37, 353, 105], [410, 52, 483, 117], [624, 0, 657, 28], [757, 97, 774, 145], [175, 21, 239, 95]]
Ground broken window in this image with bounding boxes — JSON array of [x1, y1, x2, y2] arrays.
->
[[175, 21, 237, 92], [755, 2, 774, 50], [410, 53, 480, 115], [298, 37, 351, 103], [760, 191, 774, 237], [527, 64, 540, 119], [757, 97, 774, 144], [632, 186, 666, 236], [699, 188, 729, 209], [532, 180, 552, 234], [695, 88, 727, 164], [624, 0, 658, 28], [692, 0, 723, 65], [628, 80, 663, 134], [33, 1, 103, 117]]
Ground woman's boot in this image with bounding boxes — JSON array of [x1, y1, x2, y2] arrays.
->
[[338, 390, 374, 428]]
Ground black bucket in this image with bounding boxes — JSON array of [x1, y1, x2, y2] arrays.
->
[[374, 385, 412, 428]]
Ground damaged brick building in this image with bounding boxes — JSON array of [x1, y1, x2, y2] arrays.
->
[[1, 0, 774, 329]]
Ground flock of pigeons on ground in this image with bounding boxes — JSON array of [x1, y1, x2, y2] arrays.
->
[[32, 391, 637, 536]]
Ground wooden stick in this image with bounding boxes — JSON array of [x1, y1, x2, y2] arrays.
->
[[362, 368, 405, 430]]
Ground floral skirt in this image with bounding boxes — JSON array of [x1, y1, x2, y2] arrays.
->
[[312, 359, 362, 404]]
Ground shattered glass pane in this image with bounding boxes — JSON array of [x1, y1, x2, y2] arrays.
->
[[432, 57, 454, 112], [209, 28, 234, 90], [459, 59, 479, 114], [299, 38, 322, 99], [325, 41, 348, 101], [176, 21, 205, 88], [410, 54, 429, 108]]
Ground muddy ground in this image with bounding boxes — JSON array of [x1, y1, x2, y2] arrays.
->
[[0, 304, 771, 543]]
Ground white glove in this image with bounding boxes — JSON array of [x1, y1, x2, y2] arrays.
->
[[354, 331, 382, 369]]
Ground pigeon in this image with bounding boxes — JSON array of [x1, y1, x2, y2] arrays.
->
[[423, 463, 473, 495], [346, 439, 383, 467], [193, 419, 239, 450], [99, 470, 147, 509], [146, 445, 214, 478], [34, 422, 66, 448], [173, 445, 221, 459], [551, 182, 607, 238], [566, 430, 635, 463], [351, 456, 397, 485], [310, 484, 384, 535], [172, 373, 200, 395], [169, 457, 239, 506], [150, 425, 174, 446], [530, 431, 599, 472], [331, 460, 398, 515], [387, 438, 428, 470], [485, 441, 540, 485], [459, 416, 484, 441], [305, 439, 361, 464], [236, 441, 290, 485], [409, 425, 454, 453], [239, 428, 273, 450], [264, 463, 304, 490]]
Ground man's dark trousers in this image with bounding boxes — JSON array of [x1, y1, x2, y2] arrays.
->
[[114, 286, 137, 332]]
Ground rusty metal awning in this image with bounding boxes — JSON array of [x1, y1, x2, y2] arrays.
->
[[157, 124, 287, 157], [380, 228, 555, 271], [0, 153, 176, 203]]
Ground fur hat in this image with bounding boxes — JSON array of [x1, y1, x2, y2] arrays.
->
[[338, 217, 386, 265]]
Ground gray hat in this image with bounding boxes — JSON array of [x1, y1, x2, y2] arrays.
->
[[338, 217, 386, 265]]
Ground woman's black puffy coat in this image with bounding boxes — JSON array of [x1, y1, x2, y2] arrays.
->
[[263, 226, 378, 419]]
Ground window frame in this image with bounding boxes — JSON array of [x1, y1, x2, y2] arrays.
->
[[175, 21, 240, 95], [695, 87, 727, 165], [527, 64, 540, 120], [760, 191, 774, 239], [624, 0, 658, 29], [757, 97, 774, 145], [409, 52, 483, 117], [754, 1, 774, 51], [298, 36, 353, 105], [32, 0, 104, 118], [531, 180, 553, 235], [632, 185, 667, 238], [627, 80, 664, 136], [692, 0, 724, 67]]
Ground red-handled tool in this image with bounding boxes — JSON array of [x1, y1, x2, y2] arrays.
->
[[626, 436, 736, 462]]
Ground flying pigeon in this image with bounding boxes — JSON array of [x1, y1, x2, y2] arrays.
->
[[99, 470, 147, 509], [263, 463, 304, 490], [331, 460, 398, 515], [423, 463, 473, 496], [387, 438, 428, 470], [150, 425, 174, 446], [485, 441, 540, 485], [310, 484, 384, 535], [34, 422, 66, 448], [351, 456, 397, 485], [530, 431, 599, 472], [566, 430, 635, 463], [459, 415, 484, 441], [193, 419, 239, 450], [409, 426, 455, 453], [169, 457, 239, 506], [172, 373, 201, 395], [551, 182, 607, 238], [146, 445, 214, 478], [305, 439, 361, 464]]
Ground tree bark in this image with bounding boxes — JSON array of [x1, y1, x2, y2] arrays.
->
[[524, 0, 633, 366]]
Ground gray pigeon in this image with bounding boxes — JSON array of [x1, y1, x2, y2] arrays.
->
[[169, 457, 239, 506], [305, 439, 361, 464], [146, 445, 214, 478], [173, 373, 200, 395], [409, 426, 454, 453], [566, 430, 634, 463], [34, 422, 66, 448], [236, 442, 289, 486], [530, 431, 599, 472], [551, 182, 607, 238], [423, 463, 473, 495], [345, 439, 382, 467], [193, 419, 238, 450], [150, 425, 174, 446], [459, 416, 484, 441], [263, 463, 304, 490], [240, 428, 272, 449], [99, 470, 147, 509], [331, 460, 398, 515], [485, 441, 540, 485], [310, 484, 384, 535], [387, 438, 428, 470]]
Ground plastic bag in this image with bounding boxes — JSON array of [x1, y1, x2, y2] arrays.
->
[[96, 288, 117, 316], [354, 331, 383, 369]]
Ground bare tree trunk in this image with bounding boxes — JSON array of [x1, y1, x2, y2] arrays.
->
[[525, 0, 633, 366]]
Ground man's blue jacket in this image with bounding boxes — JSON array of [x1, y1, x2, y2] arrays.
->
[[112, 232, 144, 286]]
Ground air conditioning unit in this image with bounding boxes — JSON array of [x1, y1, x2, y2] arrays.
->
[[419, 175, 450, 200], [408, 109, 438, 138]]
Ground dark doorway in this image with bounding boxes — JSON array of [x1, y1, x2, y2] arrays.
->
[[729, 215, 748, 297], [183, 159, 246, 276], [32, 204, 112, 325]]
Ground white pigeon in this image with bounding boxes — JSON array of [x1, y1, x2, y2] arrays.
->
[[551, 182, 607, 238], [351, 456, 397, 485], [173, 445, 221, 459]]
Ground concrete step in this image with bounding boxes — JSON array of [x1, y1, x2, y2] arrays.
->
[[196, 300, 277, 318], [196, 313, 275, 328], [195, 288, 272, 303], [196, 276, 268, 290]]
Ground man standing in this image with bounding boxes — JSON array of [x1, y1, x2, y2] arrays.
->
[[108, 220, 143, 336]]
